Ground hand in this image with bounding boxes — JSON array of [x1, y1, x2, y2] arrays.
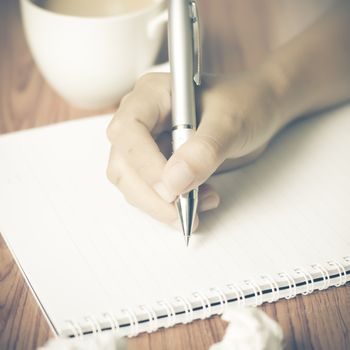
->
[[106, 70, 285, 229]]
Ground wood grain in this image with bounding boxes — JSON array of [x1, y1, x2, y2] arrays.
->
[[0, 0, 349, 349]]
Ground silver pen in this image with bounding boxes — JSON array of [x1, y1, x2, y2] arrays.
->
[[168, 0, 201, 246]]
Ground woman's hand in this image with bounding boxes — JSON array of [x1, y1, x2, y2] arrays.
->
[[106, 70, 285, 228], [107, 0, 350, 229]]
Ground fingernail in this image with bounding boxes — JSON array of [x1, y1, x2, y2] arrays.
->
[[165, 161, 195, 193], [154, 182, 176, 203], [198, 193, 220, 212]]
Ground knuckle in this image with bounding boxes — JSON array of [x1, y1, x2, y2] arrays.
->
[[136, 73, 158, 86], [106, 118, 124, 143], [106, 123, 114, 143], [117, 91, 135, 115], [118, 95, 129, 110], [221, 111, 245, 134], [137, 72, 167, 86], [123, 194, 138, 208], [119, 90, 133, 106], [106, 162, 123, 187], [136, 75, 171, 110]]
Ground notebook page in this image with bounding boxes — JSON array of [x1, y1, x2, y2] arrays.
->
[[0, 105, 349, 333]]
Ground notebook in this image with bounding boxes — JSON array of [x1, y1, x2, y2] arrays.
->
[[0, 104, 349, 339]]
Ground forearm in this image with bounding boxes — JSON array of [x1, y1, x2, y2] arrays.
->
[[261, 0, 350, 126]]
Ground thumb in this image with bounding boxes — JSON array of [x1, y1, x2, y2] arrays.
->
[[153, 116, 234, 202]]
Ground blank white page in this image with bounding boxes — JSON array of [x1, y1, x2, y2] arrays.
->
[[0, 105, 349, 334]]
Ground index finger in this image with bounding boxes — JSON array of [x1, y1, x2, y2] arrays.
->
[[107, 73, 173, 196], [107, 73, 171, 142]]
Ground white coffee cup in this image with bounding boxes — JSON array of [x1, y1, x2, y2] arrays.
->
[[20, 0, 168, 110]]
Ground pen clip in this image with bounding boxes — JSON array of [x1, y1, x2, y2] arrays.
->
[[189, 0, 201, 86]]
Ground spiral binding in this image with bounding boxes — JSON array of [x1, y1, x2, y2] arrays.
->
[[60, 256, 349, 338], [102, 312, 120, 334], [139, 304, 158, 333], [121, 308, 139, 337], [175, 296, 194, 324], [278, 271, 297, 299], [64, 319, 83, 338], [311, 264, 330, 290], [210, 287, 228, 314], [261, 275, 280, 302], [244, 280, 263, 306], [226, 283, 246, 306], [294, 268, 315, 295], [193, 291, 212, 319], [328, 260, 347, 287], [157, 300, 176, 328], [84, 316, 101, 334]]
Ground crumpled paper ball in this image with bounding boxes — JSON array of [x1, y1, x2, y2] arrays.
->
[[38, 333, 126, 350], [210, 307, 284, 350]]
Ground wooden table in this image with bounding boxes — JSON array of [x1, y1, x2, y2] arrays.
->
[[0, 0, 349, 349]]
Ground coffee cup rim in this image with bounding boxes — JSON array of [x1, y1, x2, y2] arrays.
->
[[22, 0, 167, 21]]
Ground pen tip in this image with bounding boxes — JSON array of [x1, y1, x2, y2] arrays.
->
[[176, 191, 198, 246]]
